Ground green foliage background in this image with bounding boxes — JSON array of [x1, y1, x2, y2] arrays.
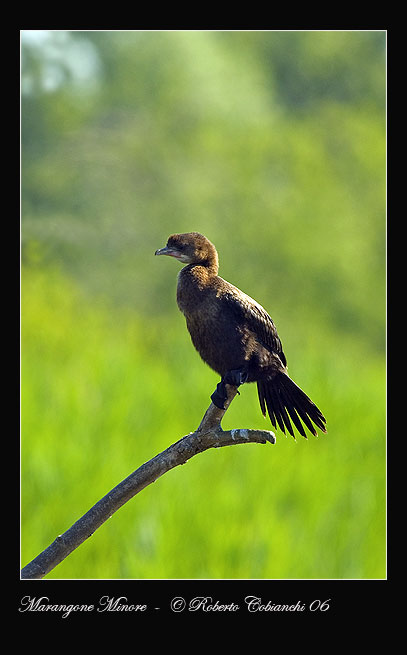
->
[[21, 30, 386, 579]]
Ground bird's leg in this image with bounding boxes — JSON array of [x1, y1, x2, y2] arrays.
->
[[210, 368, 248, 410]]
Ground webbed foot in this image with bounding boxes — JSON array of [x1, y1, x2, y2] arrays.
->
[[211, 380, 228, 410], [210, 368, 248, 410]]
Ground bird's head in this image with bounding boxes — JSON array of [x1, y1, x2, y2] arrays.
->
[[155, 232, 218, 271]]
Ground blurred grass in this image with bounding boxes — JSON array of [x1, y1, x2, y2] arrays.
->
[[21, 30, 386, 579], [21, 266, 385, 579]]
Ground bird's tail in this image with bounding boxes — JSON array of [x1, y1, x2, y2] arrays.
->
[[257, 372, 326, 439]]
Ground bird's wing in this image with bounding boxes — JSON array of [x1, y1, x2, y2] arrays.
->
[[219, 280, 287, 367]]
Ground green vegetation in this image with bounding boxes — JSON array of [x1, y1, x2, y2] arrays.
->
[[21, 30, 386, 579]]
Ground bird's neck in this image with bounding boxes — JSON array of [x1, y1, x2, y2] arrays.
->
[[177, 263, 218, 314], [180, 263, 218, 287], [182, 258, 218, 277]]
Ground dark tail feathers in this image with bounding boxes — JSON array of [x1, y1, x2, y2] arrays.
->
[[257, 373, 326, 439]]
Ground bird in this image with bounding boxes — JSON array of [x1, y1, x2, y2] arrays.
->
[[155, 232, 326, 439]]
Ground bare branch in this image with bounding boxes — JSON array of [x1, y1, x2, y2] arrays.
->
[[20, 384, 275, 579]]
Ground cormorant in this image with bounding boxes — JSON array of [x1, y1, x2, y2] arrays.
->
[[155, 232, 326, 439]]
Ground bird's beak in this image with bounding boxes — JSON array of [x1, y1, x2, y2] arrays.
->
[[155, 245, 178, 257]]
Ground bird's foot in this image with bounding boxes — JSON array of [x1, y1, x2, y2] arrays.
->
[[211, 381, 228, 410], [210, 369, 248, 410]]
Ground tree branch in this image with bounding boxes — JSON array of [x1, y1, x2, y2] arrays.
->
[[21, 384, 275, 579]]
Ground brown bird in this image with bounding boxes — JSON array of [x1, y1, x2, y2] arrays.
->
[[155, 232, 326, 439]]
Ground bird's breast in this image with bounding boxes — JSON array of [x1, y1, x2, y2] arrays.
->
[[175, 267, 277, 378]]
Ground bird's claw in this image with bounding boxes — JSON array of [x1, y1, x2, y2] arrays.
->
[[210, 368, 247, 409]]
